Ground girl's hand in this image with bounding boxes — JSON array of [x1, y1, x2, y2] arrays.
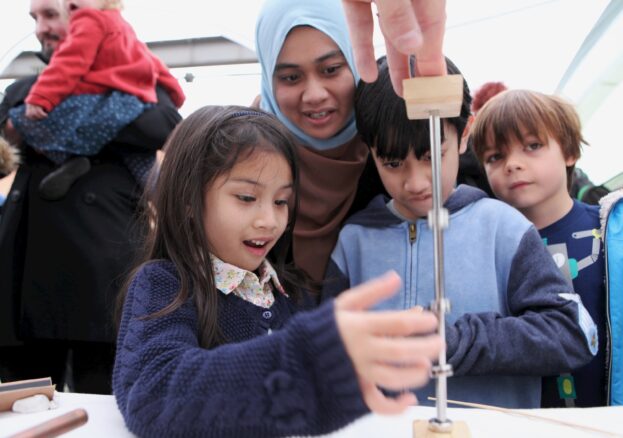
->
[[334, 271, 442, 414], [25, 104, 48, 120]]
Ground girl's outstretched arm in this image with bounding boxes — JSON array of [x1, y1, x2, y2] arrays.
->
[[114, 262, 441, 438]]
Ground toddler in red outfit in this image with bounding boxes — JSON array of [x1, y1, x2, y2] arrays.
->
[[9, 0, 185, 199]]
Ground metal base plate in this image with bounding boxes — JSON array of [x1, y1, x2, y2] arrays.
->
[[413, 420, 471, 437]]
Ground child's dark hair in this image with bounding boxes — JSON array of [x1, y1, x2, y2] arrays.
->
[[470, 89, 585, 189], [355, 56, 471, 161], [117, 105, 307, 348]]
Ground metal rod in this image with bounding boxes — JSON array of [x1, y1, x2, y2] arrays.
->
[[428, 111, 452, 430]]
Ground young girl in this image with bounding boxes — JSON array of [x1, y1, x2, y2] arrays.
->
[[113, 105, 443, 437], [255, 0, 387, 283], [8, 0, 185, 200]]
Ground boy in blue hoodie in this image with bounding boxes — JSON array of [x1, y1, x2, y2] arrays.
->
[[323, 56, 597, 409]]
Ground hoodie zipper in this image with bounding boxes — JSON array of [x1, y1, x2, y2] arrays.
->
[[409, 223, 417, 243], [604, 207, 613, 405]]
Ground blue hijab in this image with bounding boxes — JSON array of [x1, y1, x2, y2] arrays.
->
[[255, 0, 360, 150]]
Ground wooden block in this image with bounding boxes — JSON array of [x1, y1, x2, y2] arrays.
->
[[403, 75, 464, 120], [413, 419, 471, 437], [0, 377, 55, 412]]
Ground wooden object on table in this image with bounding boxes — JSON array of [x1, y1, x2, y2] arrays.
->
[[0, 378, 55, 412], [403, 75, 463, 120], [8, 408, 89, 438]]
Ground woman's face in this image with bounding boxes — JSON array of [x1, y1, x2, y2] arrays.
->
[[273, 26, 356, 140]]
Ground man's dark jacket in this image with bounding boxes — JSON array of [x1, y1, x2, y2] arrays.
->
[[0, 74, 181, 345]]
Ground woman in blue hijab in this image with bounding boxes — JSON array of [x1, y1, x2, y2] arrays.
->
[[256, 0, 385, 283]]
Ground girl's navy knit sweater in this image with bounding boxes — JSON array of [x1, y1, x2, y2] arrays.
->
[[113, 260, 368, 437]]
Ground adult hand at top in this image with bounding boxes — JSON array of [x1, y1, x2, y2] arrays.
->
[[342, 0, 447, 96]]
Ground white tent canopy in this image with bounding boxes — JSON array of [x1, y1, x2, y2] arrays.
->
[[1, 0, 622, 183]]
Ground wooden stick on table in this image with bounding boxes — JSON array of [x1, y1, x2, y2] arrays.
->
[[429, 397, 623, 438], [9, 408, 89, 438]]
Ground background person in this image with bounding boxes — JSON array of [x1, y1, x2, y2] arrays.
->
[[0, 0, 181, 394], [255, 0, 386, 283], [471, 89, 608, 407], [8, 0, 185, 200]]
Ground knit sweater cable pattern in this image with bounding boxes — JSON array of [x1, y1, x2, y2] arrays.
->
[[113, 261, 368, 437]]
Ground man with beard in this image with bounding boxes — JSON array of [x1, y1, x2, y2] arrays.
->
[[0, 0, 181, 394]]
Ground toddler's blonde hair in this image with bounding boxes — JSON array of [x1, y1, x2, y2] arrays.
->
[[102, 0, 124, 10]]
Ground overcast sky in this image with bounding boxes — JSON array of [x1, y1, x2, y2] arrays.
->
[[2, 0, 621, 183]]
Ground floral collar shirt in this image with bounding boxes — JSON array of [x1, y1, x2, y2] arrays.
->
[[211, 254, 288, 308]]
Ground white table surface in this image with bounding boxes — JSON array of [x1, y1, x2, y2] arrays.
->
[[1, 392, 622, 438]]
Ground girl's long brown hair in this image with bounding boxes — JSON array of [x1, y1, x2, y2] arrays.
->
[[116, 106, 308, 348]]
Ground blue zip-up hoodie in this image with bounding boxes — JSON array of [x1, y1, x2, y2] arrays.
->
[[600, 189, 623, 405], [324, 185, 597, 408]]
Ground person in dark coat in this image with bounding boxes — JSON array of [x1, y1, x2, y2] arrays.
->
[[0, 0, 181, 394]]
